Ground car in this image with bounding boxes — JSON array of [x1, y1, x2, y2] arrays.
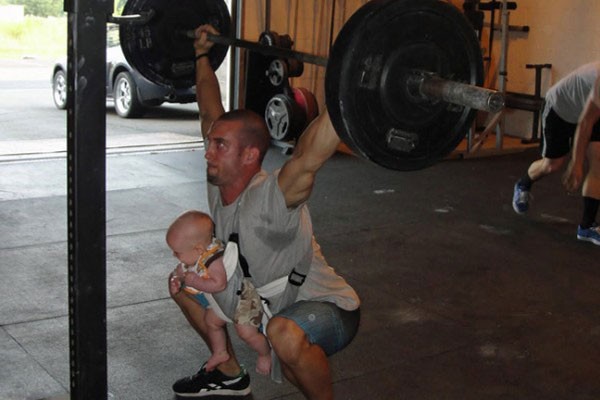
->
[[51, 25, 196, 118]]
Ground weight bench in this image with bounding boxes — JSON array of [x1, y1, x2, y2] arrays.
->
[[504, 63, 552, 143]]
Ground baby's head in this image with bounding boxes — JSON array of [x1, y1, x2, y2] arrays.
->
[[166, 210, 214, 266]]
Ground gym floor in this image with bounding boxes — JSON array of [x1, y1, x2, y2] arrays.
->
[[1, 141, 599, 400]]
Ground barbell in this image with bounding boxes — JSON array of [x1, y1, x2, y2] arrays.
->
[[119, 0, 504, 171]]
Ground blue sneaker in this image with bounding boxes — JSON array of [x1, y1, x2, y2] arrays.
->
[[577, 225, 600, 246], [512, 183, 531, 214]]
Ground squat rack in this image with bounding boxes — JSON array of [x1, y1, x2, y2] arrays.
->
[[64, 0, 243, 398]]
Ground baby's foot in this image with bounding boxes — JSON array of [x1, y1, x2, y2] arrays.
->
[[255, 354, 271, 375], [205, 351, 230, 371]]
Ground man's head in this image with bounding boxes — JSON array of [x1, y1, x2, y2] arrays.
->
[[166, 210, 214, 266], [205, 110, 270, 187]]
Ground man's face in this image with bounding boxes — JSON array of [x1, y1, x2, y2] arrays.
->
[[204, 120, 246, 186]]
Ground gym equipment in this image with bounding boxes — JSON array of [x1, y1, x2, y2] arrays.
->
[[325, 0, 494, 170], [265, 87, 319, 142], [244, 31, 299, 123], [293, 87, 319, 124], [119, 0, 504, 170], [119, 0, 231, 88], [505, 63, 551, 144], [266, 59, 288, 87], [265, 93, 305, 141]]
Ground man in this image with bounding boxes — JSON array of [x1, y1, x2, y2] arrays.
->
[[168, 25, 361, 400], [512, 61, 600, 245]]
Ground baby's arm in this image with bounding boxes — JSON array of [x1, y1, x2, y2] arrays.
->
[[184, 257, 227, 293]]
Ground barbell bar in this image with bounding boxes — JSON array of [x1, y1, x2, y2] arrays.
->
[[179, 29, 503, 114], [179, 29, 329, 67], [406, 72, 505, 114]]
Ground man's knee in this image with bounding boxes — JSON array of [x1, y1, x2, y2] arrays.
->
[[266, 316, 308, 361], [542, 156, 566, 174]]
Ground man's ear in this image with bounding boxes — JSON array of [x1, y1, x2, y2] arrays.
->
[[242, 146, 260, 165]]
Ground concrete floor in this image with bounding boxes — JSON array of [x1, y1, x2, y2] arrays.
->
[[1, 143, 599, 400]]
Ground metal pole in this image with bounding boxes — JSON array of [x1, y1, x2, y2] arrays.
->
[[229, 0, 243, 110], [206, 33, 329, 67], [496, 0, 510, 149], [64, 0, 109, 397], [181, 29, 329, 67], [265, 0, 271, 32]]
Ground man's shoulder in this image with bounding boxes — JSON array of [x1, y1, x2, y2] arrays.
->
[[244, 169, 278, 195], [240, 169, 296, 221], [250, 169, 275, 185]]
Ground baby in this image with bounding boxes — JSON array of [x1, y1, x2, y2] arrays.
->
[[166, 210, 271, 375]]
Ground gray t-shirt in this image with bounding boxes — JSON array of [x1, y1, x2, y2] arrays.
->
[[593, 75, 600, 108], [545, 61, 600, 123], [208, 170, 360, 316]]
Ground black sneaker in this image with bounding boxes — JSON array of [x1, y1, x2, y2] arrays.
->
[[173, 365, 251, 398]]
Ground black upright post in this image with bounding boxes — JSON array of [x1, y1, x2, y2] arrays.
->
[[64, 0, 111, 398]]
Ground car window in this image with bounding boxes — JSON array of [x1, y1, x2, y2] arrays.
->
[[107, 23, 120, 48]]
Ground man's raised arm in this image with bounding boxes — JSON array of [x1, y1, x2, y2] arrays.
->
[[278, 110, 341, 208], [194, 25, 225, 139]]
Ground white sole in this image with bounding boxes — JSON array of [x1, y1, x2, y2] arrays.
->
[[577, 235, 600, 246]]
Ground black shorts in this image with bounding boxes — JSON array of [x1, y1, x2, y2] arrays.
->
[[542, 107, 600, 159]]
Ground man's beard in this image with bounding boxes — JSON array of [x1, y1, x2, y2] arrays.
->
[[207, 171, 219, 185]]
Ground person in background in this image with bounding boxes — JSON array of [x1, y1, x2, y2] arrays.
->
[[512, 61, 600, 246]]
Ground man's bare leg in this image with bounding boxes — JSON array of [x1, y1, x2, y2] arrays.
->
[[267, 316, 333, 400], [527, 155, 567, 181], [204, 309, 231, 371], [235, 324, 272, 375], [582, 143, 600, 199], [172, 291, 241, 376]]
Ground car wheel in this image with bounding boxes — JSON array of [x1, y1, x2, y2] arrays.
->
[[113, 71, 144, 118], [52, 69, 67, 110]]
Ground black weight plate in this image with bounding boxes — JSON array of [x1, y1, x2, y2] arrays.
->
[[120, 0, 230, 88], [326, 0, 483, 171]]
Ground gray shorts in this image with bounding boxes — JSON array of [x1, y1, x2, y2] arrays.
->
[[274, 300, 360, 356]]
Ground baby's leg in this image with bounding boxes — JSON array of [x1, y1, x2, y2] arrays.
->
[[204, 309, 230, 371], [236, 324, 271, 375]]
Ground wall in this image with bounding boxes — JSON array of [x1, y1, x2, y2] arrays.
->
[[496, 0, 600, 138], [239, 0, 600, 139]]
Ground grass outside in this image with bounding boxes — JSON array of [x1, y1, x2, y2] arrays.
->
[[0, 15, 67, 60]]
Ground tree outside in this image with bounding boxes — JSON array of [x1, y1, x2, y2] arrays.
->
[[0, 0, 132, 60], [1, 0, 64, 17]]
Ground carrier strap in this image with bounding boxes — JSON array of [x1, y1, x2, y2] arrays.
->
[[228, 233, 252, 278]]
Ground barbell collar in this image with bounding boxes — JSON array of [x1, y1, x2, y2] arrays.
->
[[108, 10, 155, 25], [407, 72, 505, 113]]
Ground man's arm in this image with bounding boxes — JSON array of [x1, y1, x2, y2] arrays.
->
[[563, 75, 600, 192], [278, 110, 341, 208], [194, 25, 225, 139]]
